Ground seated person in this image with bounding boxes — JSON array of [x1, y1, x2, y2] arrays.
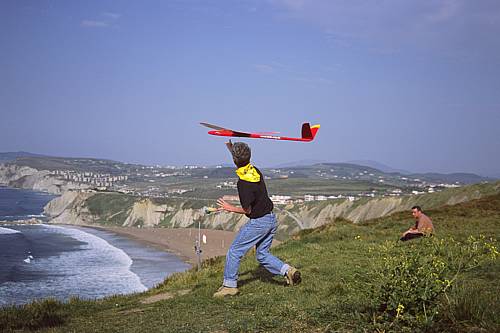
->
[[400, 205, 434, 241]]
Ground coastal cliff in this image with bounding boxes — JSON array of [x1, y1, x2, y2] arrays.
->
[[0, 164, 89, 194], [274, 181, 497, 234], [43, 181, 500, 239], [44, 191, 96, 224], [43, 192, 250, 233], [5, 158, 497, 237]]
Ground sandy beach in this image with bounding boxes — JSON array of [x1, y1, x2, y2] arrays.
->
[[95, 226, 238, 266]]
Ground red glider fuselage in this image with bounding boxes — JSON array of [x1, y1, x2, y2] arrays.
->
[[202, 123, 320, 142], [207, 130, 314, 142]]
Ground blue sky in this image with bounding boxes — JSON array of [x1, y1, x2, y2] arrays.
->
[[1, 0, 499, 176]]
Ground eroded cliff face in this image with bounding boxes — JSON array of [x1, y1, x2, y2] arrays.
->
[[41, 180, 500, 237], [291, 200, 356, 229], [42, 192, 247, 231], [44, 191, 96, 225], [0, 164, 38, 183], [347, 197, 407, 222], [123, 201, 248, 230], [0, 164, 89, 194], [123, 199, 169, 227], [38, 193, 450, 234]]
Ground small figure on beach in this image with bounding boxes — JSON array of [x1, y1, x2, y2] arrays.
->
[[213, 140, 301, 297], [400, 205, 434, 241]]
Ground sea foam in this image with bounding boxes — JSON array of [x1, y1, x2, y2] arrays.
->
[[0, 224, 147, 306], [0, 226, 21, 235], [40, 224, 148, 293]]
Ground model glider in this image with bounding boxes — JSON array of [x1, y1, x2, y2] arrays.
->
[[200, 122, 320, 142]]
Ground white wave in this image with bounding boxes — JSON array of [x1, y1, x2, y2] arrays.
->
[[36, 224, 147, 296], [0, 214, 45, 220], [0, 226, 21, 234]]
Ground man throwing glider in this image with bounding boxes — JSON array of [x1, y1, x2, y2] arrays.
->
[[213, 140, 301, 297]]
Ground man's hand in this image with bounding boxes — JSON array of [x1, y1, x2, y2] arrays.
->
[[217, 198, 233, 212], [225, 139, 233, 154], [402, 228, 418, 237], [217, 197, 251, 215]]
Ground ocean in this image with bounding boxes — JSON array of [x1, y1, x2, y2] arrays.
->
[[0, 186, 190, 307]]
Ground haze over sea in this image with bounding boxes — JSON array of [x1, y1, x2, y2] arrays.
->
[[0, 186, 189, 306]]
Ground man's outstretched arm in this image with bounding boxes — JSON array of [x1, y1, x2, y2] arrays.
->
[[217, 198, 251, 215]]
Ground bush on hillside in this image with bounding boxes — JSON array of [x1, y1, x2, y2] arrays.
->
[[369, 236, 498, 330], [0, 298, 66, 331], [436, 281, 500, 332]]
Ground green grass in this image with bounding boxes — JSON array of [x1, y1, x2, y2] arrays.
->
[[85, 193, 137, 225], [2, 194, 499, 332], [402, 181, 500, 210], [266, 178, 394, 197]]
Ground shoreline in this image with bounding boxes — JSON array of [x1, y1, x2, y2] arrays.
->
[[81, 225, 237, 266], [0, 219, 237, 266], [1, 218, 282, 268]]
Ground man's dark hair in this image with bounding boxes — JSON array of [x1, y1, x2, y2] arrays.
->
[[231, 142, 251, 168], [411, 205, 422, 212]]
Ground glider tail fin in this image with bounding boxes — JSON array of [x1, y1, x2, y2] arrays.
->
[[301, 123, 320, 141]]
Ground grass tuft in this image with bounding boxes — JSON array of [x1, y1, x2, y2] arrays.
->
[[0, 298, 66, 331]]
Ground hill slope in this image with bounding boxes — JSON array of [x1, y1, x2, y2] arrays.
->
[[43, 181, 500, 240], [0, 152, 50, 163], [2, 194, 499, 332]]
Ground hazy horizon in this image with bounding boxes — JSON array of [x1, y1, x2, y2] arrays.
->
[[2, 150, 498, 179], [1, 1, 499, 177]]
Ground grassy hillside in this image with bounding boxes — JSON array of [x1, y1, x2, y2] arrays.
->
[[85, 193, 137, 225], [74, 181, 500, 234], [2, 194, 499, 332]]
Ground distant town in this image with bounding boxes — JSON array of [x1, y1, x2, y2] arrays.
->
[[43, 159, 464, 205]]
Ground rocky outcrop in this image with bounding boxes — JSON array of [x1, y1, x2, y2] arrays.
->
[[199, 210, 248, 231], [0, 218, 42, 225], [123, 199, 170, 227], [43, 192, 257, 233], [0, 164, 39, 184], [44, 190, 96, 225], [123, 201, 248, 230], [347, 197, 406, 222], [0, 164, 89, 194]]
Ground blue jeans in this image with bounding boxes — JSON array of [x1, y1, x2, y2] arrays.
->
[[223, 212, 290, 288]]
